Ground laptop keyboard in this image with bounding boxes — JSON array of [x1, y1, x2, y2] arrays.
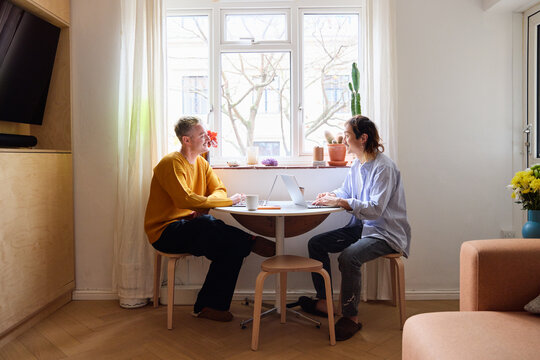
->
[[306, 201, 340, 209]]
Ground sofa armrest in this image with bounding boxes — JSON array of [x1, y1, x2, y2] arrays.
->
[[460, 238, 540, 311]]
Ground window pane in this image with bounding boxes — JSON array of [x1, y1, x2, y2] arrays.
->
[[302, 13, 359, 152], [166, 15, 209, 152], [221, 52, 291, 157], [537, 24, 540, 158], [224, 13, 287, 42]]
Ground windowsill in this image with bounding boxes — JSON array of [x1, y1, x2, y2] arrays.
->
[[211, 164, 350, 169]]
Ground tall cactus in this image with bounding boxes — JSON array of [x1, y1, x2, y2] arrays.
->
[[348, 62, 361, 116]]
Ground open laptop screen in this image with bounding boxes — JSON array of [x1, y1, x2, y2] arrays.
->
[[280, 174, 339, 208]]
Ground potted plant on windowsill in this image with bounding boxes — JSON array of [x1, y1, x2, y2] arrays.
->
[[323, 62, 362, 166], [325, 130, 347, 165]]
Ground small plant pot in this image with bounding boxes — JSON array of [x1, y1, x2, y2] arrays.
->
[[327, 143, 347, 162]]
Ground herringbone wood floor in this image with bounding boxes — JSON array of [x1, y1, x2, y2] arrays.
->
[[0, 299, 458, 360]]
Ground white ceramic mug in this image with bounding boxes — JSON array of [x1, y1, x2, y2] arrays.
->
[[245, 194, 259, 211]]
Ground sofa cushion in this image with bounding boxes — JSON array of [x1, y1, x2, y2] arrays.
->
[[460, 239, 540, 311], [402, 311, 540, 360], [525, 293, 540, 314]]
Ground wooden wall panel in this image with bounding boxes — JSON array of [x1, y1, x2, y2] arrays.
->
[[11, 0, 70, 27], [0, 122, 30, 136], [0, 152, 74, 336]]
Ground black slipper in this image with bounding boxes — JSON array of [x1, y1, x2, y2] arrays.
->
[[335, 317, 362, 341], [298, 296, 328, 317]]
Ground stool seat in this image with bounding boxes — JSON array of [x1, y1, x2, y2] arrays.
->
[[382, 253, 401, 259], [262, 255, 322, 272], [155, 250, 190, 260]]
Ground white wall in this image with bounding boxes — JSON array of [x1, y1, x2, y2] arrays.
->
[[396, 0, 515, 294], [71, 0, 121, 296], [71, 0, 517, 299]]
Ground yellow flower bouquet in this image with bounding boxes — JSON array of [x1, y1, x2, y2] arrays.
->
[[510, 165, 540, 210]]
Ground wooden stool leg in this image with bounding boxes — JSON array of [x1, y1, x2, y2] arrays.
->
[[337, 284, 342, 316], [389, 258, 397, 306], [317, 269, 336, 346], [251, 271, 270, 351], [394, 257, 406, 329], [153, 253, 162, 308], [167, 257, 177, 330], [280, 272, 287, 324]]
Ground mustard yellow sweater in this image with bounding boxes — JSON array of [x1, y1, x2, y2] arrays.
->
[[144, 152, 232, 244]]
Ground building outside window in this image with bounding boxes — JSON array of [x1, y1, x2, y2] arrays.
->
[[182, 76, 208, 115]]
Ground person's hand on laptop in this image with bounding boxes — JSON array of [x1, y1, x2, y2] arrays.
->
[[313, 194, 352, 210], [230, 193, 245, 205], [313, 194, 340, 207], [316, 192, 336, 199]]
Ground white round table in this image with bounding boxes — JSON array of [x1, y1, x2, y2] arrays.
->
[[213, 201, 343, 314], [213, 201, 343, 255]]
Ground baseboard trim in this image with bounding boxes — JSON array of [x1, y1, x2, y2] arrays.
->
[[405, 290, 460, 300], [72, 288, 460, 302], [234, 289, 460, 301], [0, 291, 72, 348], [72, 290, 119, 300]]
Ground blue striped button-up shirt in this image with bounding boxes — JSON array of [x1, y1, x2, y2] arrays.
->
[[332, 153, 411, 257]]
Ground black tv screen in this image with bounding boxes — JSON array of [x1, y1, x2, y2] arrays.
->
[[0, 0, 60, 125]]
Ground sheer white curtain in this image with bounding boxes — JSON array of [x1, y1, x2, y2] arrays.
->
[[113, 0, 166, 307], [362, 0, 400, 301]]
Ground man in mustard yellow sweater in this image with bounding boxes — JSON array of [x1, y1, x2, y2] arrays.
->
[[145, 116, 274, 322]]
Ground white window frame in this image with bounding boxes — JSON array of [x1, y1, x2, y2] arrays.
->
[[526, 6, 540, 168], [221, 8, 291, 45], [298, 7, 365, 157], [166, 0, 366, 164]]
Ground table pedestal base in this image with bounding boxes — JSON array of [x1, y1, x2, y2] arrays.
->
[[240, 307, 322, 329]]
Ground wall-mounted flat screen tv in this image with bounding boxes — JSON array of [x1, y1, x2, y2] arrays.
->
[[0, 0, 60, 125]]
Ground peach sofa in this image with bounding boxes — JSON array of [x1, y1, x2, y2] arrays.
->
[[402, 238, 540, 360]]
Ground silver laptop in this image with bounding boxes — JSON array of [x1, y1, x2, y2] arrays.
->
[[280, 174, 339, 209]]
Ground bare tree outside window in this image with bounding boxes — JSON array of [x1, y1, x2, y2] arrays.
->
[[166, 11, 360, 157], [221, 52, 291, 157], [302, 13, 359, 152], [166, 15, 209, 152]]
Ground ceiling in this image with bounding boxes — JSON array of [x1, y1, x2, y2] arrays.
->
[[483, 0, 539, 12]]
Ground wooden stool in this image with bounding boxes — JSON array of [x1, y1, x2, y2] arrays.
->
[[153, 250, 190, 330], [337, 253, 406, 329], [385, 253, 406, 329], [251, 255, 336, 351]]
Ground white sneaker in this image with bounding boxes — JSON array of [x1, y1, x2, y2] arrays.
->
[[119, 297, 148, 309]]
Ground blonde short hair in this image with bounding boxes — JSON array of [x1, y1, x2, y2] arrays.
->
[[174, 116, 200, 142]]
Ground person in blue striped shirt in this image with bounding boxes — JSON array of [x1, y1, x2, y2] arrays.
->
[[299, 115, 411, 341]]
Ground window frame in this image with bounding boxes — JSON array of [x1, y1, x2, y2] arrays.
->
[[166, 0, 366, 164], [298, 7, 365, 155], [220, 8, 291, 45]]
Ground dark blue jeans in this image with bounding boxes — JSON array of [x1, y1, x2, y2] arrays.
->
[[152, 215, 254, 313], [308, 225, 397, 317]]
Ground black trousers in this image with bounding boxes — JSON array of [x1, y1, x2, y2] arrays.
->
[[152, 215, 254, 313]]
